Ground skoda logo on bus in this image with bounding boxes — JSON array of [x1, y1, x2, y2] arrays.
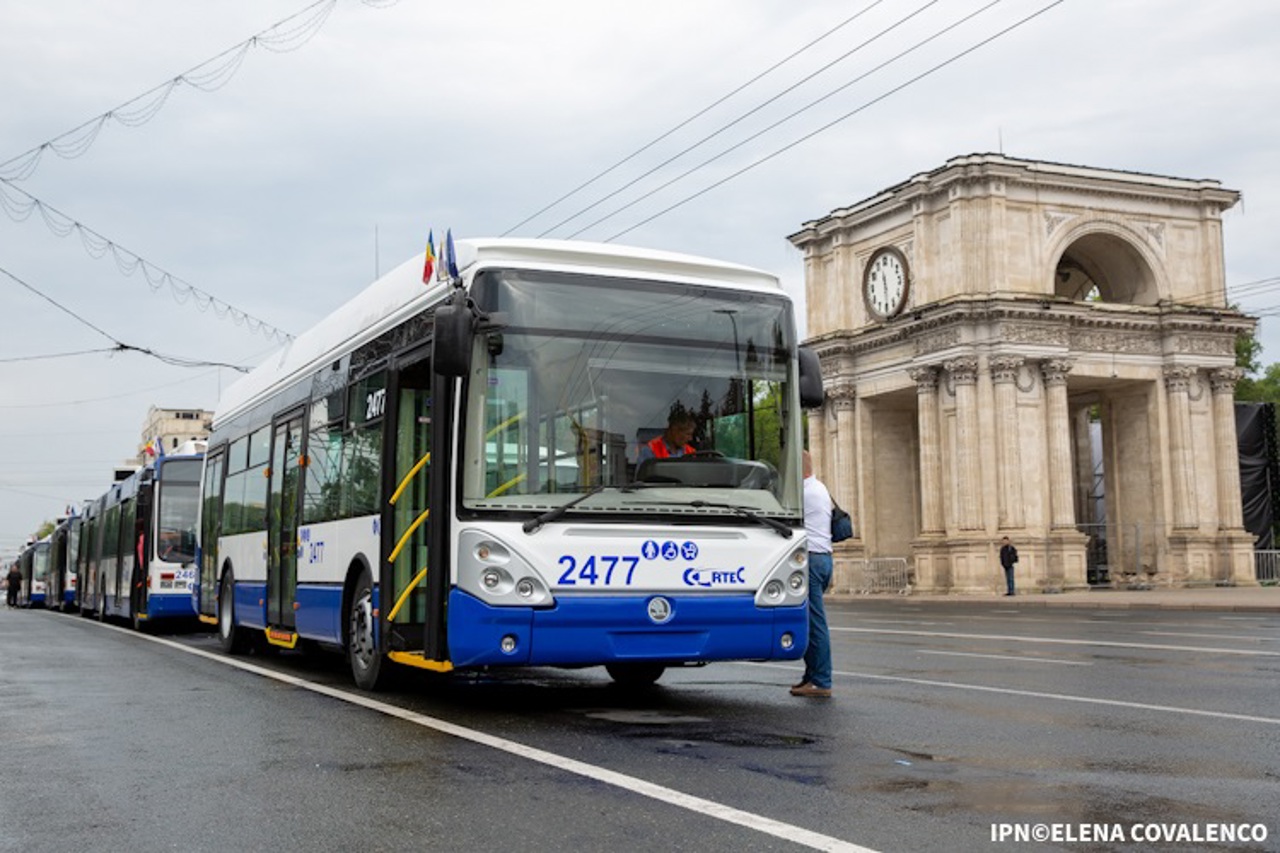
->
[[647, 596, 673, 624]]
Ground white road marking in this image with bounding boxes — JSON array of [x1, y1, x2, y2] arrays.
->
[[746, 662, 1280, 726], [1139, 631, 1278, 642], [917, 649, 1092, 666], [91, 620, 874, 853], [831, 625, 1280, 657]]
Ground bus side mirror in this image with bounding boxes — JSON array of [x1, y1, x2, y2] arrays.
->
[[798, 346, 824, 409], [433, 299, 474, 377]]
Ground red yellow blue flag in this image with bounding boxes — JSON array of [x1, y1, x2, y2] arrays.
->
[[422, 230, 435, 283]]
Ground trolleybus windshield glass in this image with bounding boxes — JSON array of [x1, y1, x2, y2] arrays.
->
[[156, 459, 201, 563], [462, 269, 803, 518]]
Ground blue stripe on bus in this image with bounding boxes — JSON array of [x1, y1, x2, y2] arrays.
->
[[223, 582, 343, 645], [146, 593, 196, 620], [234, 582, 267, 630], [445, 589, 807, 669], [295, 584, 343, 645]]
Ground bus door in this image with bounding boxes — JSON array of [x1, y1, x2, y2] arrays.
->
[[381, 354, 440, 663], [197, 450, 224, 622], [266, 411, 304, 642]]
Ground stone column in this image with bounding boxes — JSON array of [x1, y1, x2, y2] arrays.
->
[[1163, 366, 1197, 529], [909, 365, 943, 533], [828, 381, 857, 512], [944, 357, 981, 530], [1209, 367, 1245, 530], [807, 401, 827, 483], [990, 355, 1025, 529], [1041, 358, 1076, 529]]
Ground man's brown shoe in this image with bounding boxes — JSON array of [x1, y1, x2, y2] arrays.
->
[[790, 683, 832, 698]]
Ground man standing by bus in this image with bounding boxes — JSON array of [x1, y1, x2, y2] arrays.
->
[[6, 562, 22, 607], [792, 450, 834, 698]]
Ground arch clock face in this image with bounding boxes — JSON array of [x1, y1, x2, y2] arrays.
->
[[863, 246, 909, 320]]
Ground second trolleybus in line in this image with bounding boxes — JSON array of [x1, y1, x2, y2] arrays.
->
[[198, 238, 825, 689], [77, 444, 204, 629]]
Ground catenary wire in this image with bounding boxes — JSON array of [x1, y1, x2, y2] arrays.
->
[[602, 0, 1068, 243], [502, 0, 893, 236]]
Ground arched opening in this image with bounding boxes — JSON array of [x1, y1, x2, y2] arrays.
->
[[1054, 232, 1159, 305]]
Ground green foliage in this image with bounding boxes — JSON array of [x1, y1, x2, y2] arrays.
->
[[1235, 329, 1280, 402]]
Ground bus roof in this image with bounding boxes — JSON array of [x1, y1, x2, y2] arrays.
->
[[213, 239, 782, 427]]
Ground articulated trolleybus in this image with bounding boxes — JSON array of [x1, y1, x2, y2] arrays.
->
[[199, 238, 824, 689]]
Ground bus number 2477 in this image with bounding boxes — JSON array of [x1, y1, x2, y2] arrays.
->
[[557, 555, 640, 586]]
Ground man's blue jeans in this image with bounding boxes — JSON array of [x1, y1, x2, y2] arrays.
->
[[803, 551, 834, 689]]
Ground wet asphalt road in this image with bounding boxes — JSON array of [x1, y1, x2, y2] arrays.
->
[[2, 600, 1278, 852]]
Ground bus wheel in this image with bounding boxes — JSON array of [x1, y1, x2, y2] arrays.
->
[[347, 568, 387, 691], [96, 586, 107, 622], [218, 572, 250, 655], [605, 663, 666, 687]]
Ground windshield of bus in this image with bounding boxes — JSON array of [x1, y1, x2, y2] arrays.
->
[[461, 268, 804, 520], [156, 459, 201, 563]]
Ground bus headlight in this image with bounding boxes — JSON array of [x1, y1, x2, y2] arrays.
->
[[458, 530, 554, 607], [755, 541, 811, 608]]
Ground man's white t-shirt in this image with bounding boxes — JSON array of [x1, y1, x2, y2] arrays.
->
[[803, 475, 833, 554]]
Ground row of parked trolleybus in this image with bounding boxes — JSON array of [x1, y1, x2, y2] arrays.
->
[[6, 239, 826, 691]]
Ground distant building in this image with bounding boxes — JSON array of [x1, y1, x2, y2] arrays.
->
[[136, 405, 213, 464]]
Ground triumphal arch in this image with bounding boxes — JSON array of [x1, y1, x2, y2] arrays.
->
[[791, 154, 1258, 593]]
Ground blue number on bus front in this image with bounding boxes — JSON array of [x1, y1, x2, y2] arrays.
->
[[557, 555, 640, 586]]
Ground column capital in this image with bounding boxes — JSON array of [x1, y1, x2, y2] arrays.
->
[[1040, 357, 1074, 387], [828, 381, 857, 411], [990, 355, 1026, 384], [1208, 366, 1244, 394], [943, 357, 978, 385], [1163, 365, 1196, 393], [908, 365, 940, 393]]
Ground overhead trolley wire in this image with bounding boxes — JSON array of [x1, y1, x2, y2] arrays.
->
[[562, 0, 1008, 241], [503, 0, 894, 237], [601, 0, 1069, 243], [0, 264, 252, 374]]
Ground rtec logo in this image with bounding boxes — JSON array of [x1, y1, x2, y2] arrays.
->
[[682, 567, 747, 587]]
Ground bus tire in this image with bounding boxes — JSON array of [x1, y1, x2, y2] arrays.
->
[[96, 584, 108, 622], [605, 663, 666, 687], [347, 567, 387, 691], [218, 571, 250, 655]]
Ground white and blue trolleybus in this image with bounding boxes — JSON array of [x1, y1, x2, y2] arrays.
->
[[79, 447, 203, 629], [197, 238, 824, 689]]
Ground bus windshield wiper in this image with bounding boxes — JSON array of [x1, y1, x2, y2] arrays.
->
[[523, 484, 610, 534], [689, 500, 793, 539]]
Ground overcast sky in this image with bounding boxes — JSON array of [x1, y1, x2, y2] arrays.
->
[[2, 0, 1278, 558]]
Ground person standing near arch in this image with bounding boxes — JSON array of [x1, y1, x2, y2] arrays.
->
[[1000, 536, 1019, 596]]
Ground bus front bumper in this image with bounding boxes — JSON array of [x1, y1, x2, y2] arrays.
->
[[445, 589, 807, 669]]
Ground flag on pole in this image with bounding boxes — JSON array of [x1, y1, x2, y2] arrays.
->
[[444, 228, 458, 280], [422, 230, 435, 283]]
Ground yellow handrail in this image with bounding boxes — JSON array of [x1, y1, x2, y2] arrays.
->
[[486, 471, 526, 498], [388, 509, 429, 564], [389, 452, 430, 506], [386, 566, 429, 622]]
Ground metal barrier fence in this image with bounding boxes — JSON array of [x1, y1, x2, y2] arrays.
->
[[833, 557, 911, 595], [1254, 550, 1280, 583]]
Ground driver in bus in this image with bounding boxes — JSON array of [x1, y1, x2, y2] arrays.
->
[[637, 411, 697, 464]]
